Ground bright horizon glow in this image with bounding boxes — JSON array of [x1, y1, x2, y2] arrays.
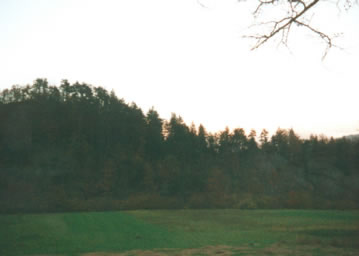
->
[[1, 0, 359, 138]]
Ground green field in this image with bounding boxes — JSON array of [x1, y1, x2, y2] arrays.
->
[[1, 210, 358, 255]]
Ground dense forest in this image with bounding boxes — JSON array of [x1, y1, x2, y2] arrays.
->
[[0, 79, 358, 213]]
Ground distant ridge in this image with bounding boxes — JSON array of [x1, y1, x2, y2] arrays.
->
[[343, 134, 359, 141]]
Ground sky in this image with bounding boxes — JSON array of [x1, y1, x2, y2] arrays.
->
[[1, 0, 358, 138]]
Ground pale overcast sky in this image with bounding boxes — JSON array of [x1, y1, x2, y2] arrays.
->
[[1, 0, 358, 137]]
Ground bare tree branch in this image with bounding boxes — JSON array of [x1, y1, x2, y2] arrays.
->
[[242, 0, 357, 59], [250, 0, 319, 50], [294, 20, 333, 60]]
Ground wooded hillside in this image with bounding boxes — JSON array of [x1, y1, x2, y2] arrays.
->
[[1, 79, 358, 213]]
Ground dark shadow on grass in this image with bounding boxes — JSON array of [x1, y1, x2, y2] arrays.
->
[[299, 229, 359, 248]]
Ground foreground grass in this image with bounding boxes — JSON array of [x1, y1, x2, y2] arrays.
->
[[0, 210, 358, 255]]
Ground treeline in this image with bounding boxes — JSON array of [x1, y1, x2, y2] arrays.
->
[[0, 79, 358, 213]]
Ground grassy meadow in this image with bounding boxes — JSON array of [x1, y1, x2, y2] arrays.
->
[[1, 210, 358, 255]]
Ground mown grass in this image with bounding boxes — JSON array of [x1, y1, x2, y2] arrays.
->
[[0, 212, 176, 255], [0, 209, 358, 255], [130, 209, 359, 249]]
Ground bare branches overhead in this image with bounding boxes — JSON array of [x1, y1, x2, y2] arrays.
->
[[243, 0, 357, 59]]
